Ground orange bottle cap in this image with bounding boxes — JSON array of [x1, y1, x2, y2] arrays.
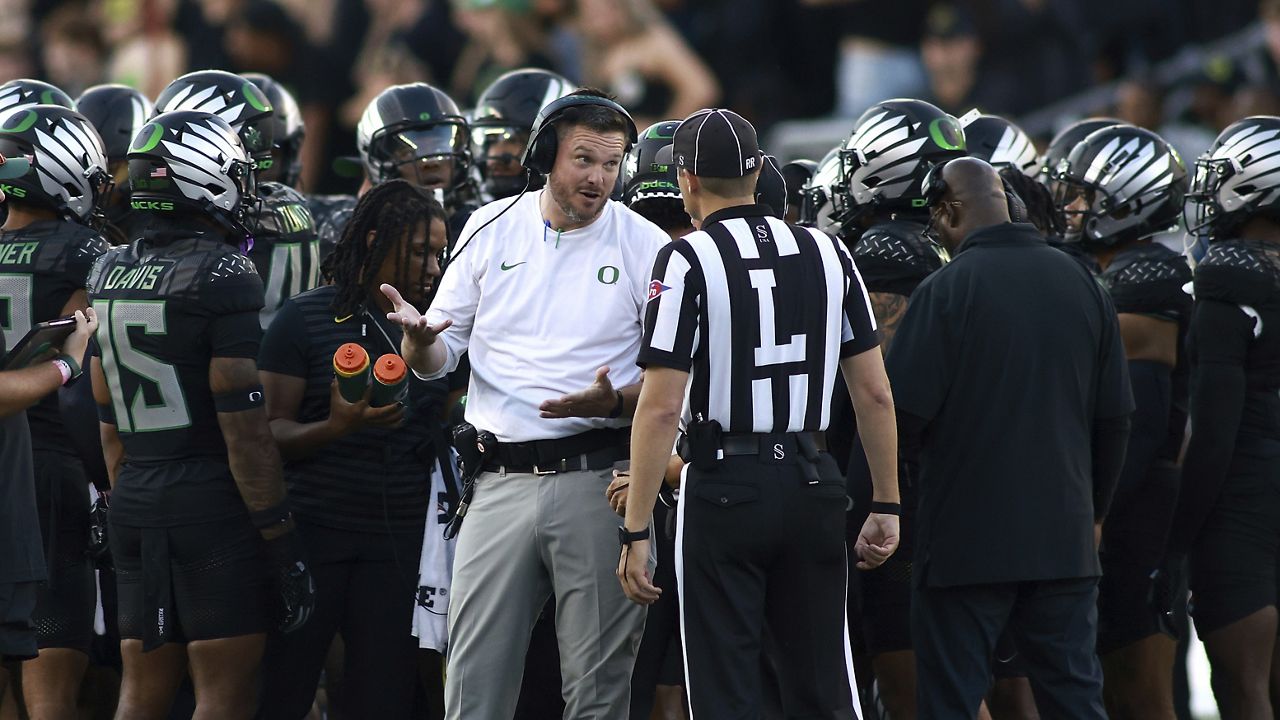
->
[[333, 343, 369, 375], [373, 354, 407, 384]]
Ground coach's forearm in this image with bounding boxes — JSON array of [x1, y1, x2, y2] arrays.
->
[[404, 335, 449, 378]]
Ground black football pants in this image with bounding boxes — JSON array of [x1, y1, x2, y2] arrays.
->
[[677, 452, 859, 720]]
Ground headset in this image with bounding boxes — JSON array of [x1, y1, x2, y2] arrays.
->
[[444, 95, 639, 274], [921, 157, 1026, 224], [521, 94, 639, 175]]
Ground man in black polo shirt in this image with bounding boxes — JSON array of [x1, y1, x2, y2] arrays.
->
[[618, 108, 901, 720], [887, 157, 1132, 718]]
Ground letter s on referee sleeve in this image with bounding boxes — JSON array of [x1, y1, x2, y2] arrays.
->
[[638, 243, 703, 372]]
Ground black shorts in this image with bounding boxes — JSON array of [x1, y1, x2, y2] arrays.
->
[[0, 582, 39, 661], [1189, 436, 1280, 635], [1097, 462, 1180, 654], [31, 449, 95, 652], [111, 514, 270, 647], [991, 628, 1027, 679]]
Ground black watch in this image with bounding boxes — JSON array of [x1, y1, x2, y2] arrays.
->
[[618, 525, 650, 546]]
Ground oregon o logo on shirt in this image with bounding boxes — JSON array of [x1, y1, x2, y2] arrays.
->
[[597, 265, 620, 285]]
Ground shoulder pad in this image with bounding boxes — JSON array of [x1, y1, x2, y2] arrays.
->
[[255, 182, 317, 240], [7, 220, 109, 275], [1102, 244, 1192, 319], [1194, 240, 1280, 306], [850, 219, 944, 295]]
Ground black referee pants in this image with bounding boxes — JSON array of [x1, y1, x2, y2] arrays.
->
[[678, 453, 858, 720]]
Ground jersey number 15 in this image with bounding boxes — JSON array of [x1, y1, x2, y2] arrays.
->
[[96, 299, 192, 433]]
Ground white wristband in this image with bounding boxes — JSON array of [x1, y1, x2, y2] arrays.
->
[[52, 358, 72, 386]]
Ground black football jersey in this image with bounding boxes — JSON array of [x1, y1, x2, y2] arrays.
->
[[88, 235, 264, 463], [0, 220, 109, 451], [250, 182, 321, 329], [848, 219, 946, 296], [1190, 238, 1280, 440]]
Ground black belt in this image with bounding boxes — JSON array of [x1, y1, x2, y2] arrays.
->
[[483, 427, 630, 474], [679, 431, 827, 460]]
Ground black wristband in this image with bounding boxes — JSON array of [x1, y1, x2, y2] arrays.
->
[[618, 525, 650, 546], [607, 389, 625, 419], [870, 501, 901, 516]]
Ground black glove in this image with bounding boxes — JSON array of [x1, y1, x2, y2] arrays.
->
[[263, 530, 316, 634], [87, 493, 111, 569]]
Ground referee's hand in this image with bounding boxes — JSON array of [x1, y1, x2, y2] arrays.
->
[[854, 513, 900, 570], [618, 541, 661, 605]]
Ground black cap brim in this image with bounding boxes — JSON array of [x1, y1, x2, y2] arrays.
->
[[0, 156, 30, 180]]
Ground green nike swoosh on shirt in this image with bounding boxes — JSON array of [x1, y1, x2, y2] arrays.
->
[[500, 261, 527, 271]]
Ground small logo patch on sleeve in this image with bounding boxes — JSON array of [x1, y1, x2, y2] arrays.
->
[[647, 280, 672, 301]]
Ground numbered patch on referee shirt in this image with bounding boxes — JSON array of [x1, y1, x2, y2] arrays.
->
[[647, 280, 672, 302]]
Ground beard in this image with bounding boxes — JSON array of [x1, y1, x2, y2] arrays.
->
[[548, 172, 607, 227]]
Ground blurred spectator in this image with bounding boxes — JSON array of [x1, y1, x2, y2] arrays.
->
[[39, 4, 107, 96], [806, 0, 928, 119], [1113, 74, 1215, 165], [963, 0, 1091, 116], [173, 0, 244, 69], [104, 0, 187, 99], [450, 2, 555, 105], [921, 4, 980, 115], [576, 0, 717, 128], [223, 1, 343, 192]]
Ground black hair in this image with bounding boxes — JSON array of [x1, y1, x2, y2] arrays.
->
[[324, 179, 448, 318], [553, 87, 632, 141], [1000, 168, 1064, 237]]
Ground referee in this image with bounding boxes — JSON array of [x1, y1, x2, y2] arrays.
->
[[618, 108, 901, 719]]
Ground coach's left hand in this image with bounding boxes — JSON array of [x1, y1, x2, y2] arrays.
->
[[618, 540, 660, 605], [540, 366, 617, 418]]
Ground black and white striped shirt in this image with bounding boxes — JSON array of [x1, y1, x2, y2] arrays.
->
[[638, 204, 880, 433]]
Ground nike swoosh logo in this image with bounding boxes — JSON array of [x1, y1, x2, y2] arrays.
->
[[500, 261, 526, 271]]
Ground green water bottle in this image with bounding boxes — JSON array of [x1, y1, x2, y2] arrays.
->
[[369, 353, 408, 408], [333, 343, 370, 404]]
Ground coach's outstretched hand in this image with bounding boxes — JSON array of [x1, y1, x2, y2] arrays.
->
[[381, 283, 451, 376], [541, 366, 618, 419]]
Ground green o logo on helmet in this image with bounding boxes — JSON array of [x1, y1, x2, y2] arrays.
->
[[130, 123, 164, 153], [928, 117, 966, 152], [0, 110, 38, 134], [242, 82, 272, 113], [644, 125, 675, 140], [419, 112, 433, 122]]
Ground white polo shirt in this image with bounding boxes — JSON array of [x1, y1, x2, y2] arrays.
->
[[424, 190, 670, 442]]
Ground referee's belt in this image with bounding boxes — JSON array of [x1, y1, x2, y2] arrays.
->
[[678, 431, 828, 460], [483, 427, 630, 475]]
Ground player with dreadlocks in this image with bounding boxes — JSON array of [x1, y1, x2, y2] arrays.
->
[[258, 179, 459, 717]]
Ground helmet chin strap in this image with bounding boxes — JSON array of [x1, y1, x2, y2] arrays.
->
[[197, 198, 256, 253]]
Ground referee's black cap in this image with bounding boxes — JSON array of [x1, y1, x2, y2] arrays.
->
[[656, 108, 762, 178]]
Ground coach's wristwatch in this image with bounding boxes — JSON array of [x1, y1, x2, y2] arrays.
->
[[618, 526, 651, 547]]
